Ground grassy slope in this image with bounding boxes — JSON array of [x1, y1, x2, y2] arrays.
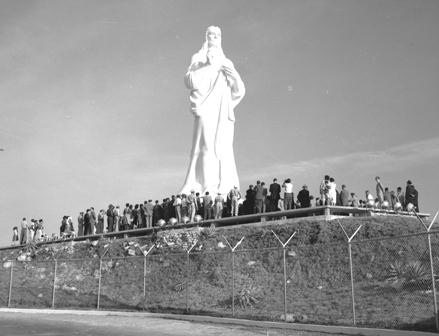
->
[[0, 215, 436, 331]]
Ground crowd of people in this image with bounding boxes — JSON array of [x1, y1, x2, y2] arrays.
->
[[13, 175, 420, 245]]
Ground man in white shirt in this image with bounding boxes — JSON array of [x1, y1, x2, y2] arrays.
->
[[282, 178, 294, 210], [228, 186, 241, 216], [173, 195, 182, 223], [214, 193, 225, 219]]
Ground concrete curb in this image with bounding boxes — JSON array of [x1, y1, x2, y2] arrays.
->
[[0, 308, 436, 336]]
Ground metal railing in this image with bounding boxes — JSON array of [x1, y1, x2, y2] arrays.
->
[[1, 206, 430, 251]]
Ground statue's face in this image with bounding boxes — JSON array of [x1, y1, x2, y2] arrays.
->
[[206, 27, 221, 48]]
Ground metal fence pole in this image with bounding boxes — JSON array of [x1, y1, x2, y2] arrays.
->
[[222, 236, 244, 318], [185, 243, 197, 312], [348, 241, 356, 326], [7, 261, 13, 308], [51, 259, 57, 308], [415, 211, 439, 332], [427, 231, 439, 331], [282, 247, 287, 321], [97, 258, 103, 310], [337, 220, 362, 326], [231, 251, 235, 317], [186, 252, 190, 312], [142, 246, 155, 310], [271, 230, 296, 322], [143, 255, 146, 299]]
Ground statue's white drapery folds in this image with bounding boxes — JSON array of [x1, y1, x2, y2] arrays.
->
[[180, 27, 245, 195]]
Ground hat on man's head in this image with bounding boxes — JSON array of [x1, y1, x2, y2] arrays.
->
[[302, 185, 307, 189]]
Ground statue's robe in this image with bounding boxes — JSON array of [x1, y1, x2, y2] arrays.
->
[[181, 59, 245, 195]]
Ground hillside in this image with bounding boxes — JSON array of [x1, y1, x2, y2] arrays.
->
[[0, 215, 436, 332]]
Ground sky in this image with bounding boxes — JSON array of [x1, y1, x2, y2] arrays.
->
[[1, 0, 438, 246]]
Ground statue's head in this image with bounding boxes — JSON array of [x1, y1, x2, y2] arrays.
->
[[206, 26, 222, 48]]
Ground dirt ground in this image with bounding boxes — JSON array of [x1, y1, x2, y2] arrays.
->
[[0, 312, 347, 336]]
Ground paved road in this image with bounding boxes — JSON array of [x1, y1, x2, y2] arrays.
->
[[0, 312, 344, 336]]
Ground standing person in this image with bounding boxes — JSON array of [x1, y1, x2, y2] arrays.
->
[[261, 182, 268, 213], [328, 178, 337, 206], [20, 218, 28, 245], [365, 190, 374, 205], [203, 192, 213, 220], [83, 209, 91, 236], [66, 216, 76, 238], [145, 200, 154, 228], [339, 184, 350, 207], [228, 186, 241, 216], [28, 219, 36, 242], [123, 203, 131, 217], [277, 197, 286, 220], [390, 190, 397, 209], [383, 187, 392, 206], [35, 219, 44, 241], [153, 200, 163, 225], [90, 207, 97, 234], [214, 193, 225, 219], [319, 175, 330, 205], [132, 204, 139, 229], [396, 187, 405, 206], [245, 185, 255, 214], [60, 216, 67, 236], [196, 192, 203, 216], [77, 212, 84, 237], [12, 226, 19, 245], [349, 193, 360, 207], [114, 206, 121, 232], [173, 195, 182, 223], [106, 205, 114, 232], [297, 185, 311, 208], [254, 181, 264, 213], [405, 180, 419, 211], [187, 190, 198, 222], [181, 195, 189, 219], [162, 199, 170, 222], [121, 210, 130, 231], [139, 204, 146, 228], [375, 176, 384, 207], [269, 178, 281, 212], [282, 178, 294, 210], [96, 210, 105, 234]]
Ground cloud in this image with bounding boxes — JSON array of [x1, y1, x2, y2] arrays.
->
[[242, 137, 439, 182]]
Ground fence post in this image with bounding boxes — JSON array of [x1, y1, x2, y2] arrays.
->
[[232, 251, 235, 316], [223, 236, 245, 317], [272, 230, 296, 322], [142, 245, 154, 309], [414, 211, 439, 331], [51, 259, 57, 308], [185, 243, 197, 312], [97, 258, 102, 310], [7, 261, 13, 308], [337, 220, 362, 326], [143, 255, 146, 299]]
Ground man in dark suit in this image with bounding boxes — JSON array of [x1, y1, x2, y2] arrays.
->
[[83, 209, 91, 236], [405, 180, 419, 212], [297, 185, 311, 208], [269, 178, 281, 211]]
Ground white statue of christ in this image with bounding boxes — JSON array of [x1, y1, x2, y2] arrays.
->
[[180, 26, 245, 195]]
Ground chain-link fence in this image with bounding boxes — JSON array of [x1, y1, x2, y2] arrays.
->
[[2, 227, 439, 332]]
